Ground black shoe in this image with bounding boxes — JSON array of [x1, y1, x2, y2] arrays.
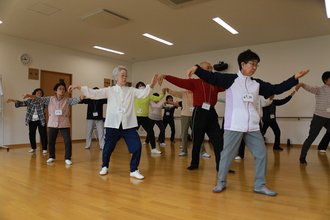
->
[[187, 166, 198, 170], [299, 156, 307, 165], [273, 147, 283, 150], [171, 141, 176, 143], [228, 170, 235, 174]]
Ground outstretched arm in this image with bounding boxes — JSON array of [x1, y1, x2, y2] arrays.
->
[[150, 74, 158, 88], [294, 70, 309, 80], [22, 94, 36, 100], [68, 85, 82, 93], [6, 99, 17, 103], [295, 83, 306, 91]]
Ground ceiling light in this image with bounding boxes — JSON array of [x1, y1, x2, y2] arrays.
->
[[93, 46, 124, 55], [142, 33, 173, 45], [325, 0, 330, 18], [212, 17, 239, 34]]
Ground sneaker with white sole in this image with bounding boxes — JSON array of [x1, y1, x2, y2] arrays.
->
[[178, 152, 188, 157], [43, 150, 47, 154], [254, 187, 277, 196], [99, 167, 108, 175], [151, 149, 162, 154], [29, 149, 36, 153], [85, 146, 90, 149], [130, 170, 144, 179], [47, 158, 55, 163], [318, 150, 326, 153], [160, 143, 167, 146], [213, 184, 226, 193], [201, 153, 211, 158], [65, 159, 73, 165], [235, 156, 242, 160], [142, 142, 147, 145]]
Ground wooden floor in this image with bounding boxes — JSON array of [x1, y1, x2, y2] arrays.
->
[[0, 139, 329, 220]]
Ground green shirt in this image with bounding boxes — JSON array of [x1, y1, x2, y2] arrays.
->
[[135, 93, 165, 117]]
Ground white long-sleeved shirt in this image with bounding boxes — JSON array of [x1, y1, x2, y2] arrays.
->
[[81, 84, 152, 129]]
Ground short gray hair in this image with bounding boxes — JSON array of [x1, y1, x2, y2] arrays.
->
[[112, 65, 127, 80]]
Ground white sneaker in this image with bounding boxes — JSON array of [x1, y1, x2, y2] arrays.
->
[[142, 142, 147, 145], [99, 167, 108, 175], [85, 146, 90, 149], [28, 149, 36, 153], [47, 158, 55, 163], [65, 159, 73, 165], [130, 170, 144, 179], [319, 150, 326, 153], [180, 146, 182, 148], [160, 143, 167, 146], [178, 152, 188, 157], [235, 156, 242, 160], [151, 149, 162, 154], [201, 153, 211, 158], [43, 150, 47, 154]]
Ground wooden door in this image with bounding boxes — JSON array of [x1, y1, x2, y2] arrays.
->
[[40, 70, 72, 143]]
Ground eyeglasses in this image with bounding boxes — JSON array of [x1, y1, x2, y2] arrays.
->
[[248, 62, 259, 68], [119, 74, 128, 78]]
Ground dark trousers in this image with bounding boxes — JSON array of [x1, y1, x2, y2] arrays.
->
[[29, 120, 47, 150], [191, 106, 222, 170], [163, 120, 175, 142], [102, 126, 141, 172], [301, 114, 330, 157], [145, 119, 165, 143], [262, 120, 281, 148], [48, 127, 72, 160], [137, 117, 156, 149], [318, 132, 330, 150]]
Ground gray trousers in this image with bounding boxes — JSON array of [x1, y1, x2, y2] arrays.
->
[[86, 119, 105, 149], [218, 130, 267, 190], [180, 115, 206, 154]]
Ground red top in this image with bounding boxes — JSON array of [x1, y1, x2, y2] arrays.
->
[[166, 75, 225, 106]]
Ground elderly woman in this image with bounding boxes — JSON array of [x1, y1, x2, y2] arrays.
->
[[68, 66, 158, 180]]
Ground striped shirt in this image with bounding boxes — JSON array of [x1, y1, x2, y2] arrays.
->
[[303, 84, 330, 118]]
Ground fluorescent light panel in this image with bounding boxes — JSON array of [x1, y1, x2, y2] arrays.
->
[[212, 17, 238, 34], [93, 46, 124, 55], [325, 0, 330, 18], [142, 33, 173, 45]]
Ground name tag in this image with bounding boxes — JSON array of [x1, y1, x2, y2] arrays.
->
[[152, 110, 159, 114], [32, 114, 38, 120], [55, 109, 62, 115], [243, 93, 253, 102], [270, 114, 275, 119], [137, 109, 143, 114], [93, 112, 98, 117], [202, 102, 211, 110], [166, 112, 170, 116], [117, 107, 126, 113], [190, 107, 194, 112], [327, 108, 330, 113]]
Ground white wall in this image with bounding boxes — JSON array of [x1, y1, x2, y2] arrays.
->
[[2, 33, 330, 146], [132, 35, 330, 146], [0, 34, 132, 145]]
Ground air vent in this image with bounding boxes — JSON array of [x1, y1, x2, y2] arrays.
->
[[158, 0, 209, 9], [81, 9, 129, 28]]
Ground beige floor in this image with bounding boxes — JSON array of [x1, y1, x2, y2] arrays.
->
[[0, 139, 329, 220]]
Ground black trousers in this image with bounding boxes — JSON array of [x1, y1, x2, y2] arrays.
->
[[29, 120, 47, 150], [318, 132, 330, 150], [137, 117, 156, 149], [145, 119, 165, 143], [163, 120, 175, 142], [262, 120, 281, 148], [301, 114, 330, 157], [191, 106, 222, 170], [48, 127, 72, 160]]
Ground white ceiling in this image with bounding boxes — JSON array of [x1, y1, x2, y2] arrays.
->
[[0, 0, 329, 63]]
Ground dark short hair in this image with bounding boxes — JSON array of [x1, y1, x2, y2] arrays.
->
[[166, 95, 173, 101], [135, 81, 146, 88], [322, 71, 330, 84], [153, 93, 160, 97], [32, 88, 44, 96], [53, 82, 66, 92], [237, 49, 260, 70], [93, 87, 99, 90]]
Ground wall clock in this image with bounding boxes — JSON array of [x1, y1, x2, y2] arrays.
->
[[20, 53, 32, 65]]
